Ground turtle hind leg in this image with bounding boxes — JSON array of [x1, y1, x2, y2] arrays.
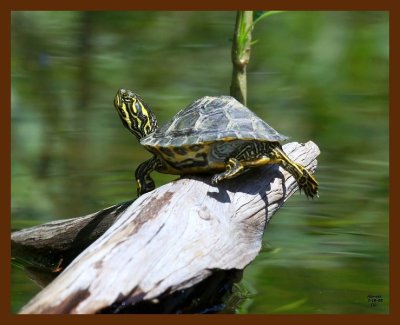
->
[[211, 142, 318, 199], [212, 158, 245, 184], [272, 146, 319, 198], [135, 155, 161, 196], [211, 142, 276, 185]]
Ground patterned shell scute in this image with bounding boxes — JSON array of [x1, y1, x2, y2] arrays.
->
[[140, 96, 288, 147]]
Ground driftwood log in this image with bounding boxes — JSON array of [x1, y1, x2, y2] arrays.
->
[[13, 141, 320, 314]]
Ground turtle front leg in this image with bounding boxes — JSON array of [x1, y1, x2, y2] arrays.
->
[[134, 155, 161, 196]]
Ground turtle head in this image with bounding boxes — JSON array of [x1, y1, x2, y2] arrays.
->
[[114, 89, 158, 140]]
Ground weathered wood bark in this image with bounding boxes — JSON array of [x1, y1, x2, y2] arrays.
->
[[16, 141, 320, 314], [12, 201, 132, 287]]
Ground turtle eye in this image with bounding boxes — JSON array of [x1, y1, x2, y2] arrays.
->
[[135, 101, 142, 113]]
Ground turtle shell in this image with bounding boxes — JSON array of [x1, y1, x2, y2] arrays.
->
[[140, 96, 288, 148]]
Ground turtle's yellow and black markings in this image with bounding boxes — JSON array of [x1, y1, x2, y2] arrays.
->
[[113, 89, 319, 198], [147, 144, 210, 173], [114, 89, 158, 141], [134, 155, 161, 196], [158, 147, 175, 158]]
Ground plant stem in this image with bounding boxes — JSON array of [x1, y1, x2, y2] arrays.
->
[[230, 11, 253, 105]]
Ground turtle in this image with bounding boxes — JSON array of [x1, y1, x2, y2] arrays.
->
[[113, 88, 318, 198]]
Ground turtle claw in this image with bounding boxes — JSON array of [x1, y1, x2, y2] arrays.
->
[[212, 158, 245, 186], [211, 174, 223, 185], [297, 170, 318, 199]]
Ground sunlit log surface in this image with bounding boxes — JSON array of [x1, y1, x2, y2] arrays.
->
[[16, 141, 320, 314]]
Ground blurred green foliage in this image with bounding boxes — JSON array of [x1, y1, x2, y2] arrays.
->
[[11, 11, 388, 314]]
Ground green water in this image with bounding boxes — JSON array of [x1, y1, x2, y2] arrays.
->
[[11, 11, 389, 313]]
